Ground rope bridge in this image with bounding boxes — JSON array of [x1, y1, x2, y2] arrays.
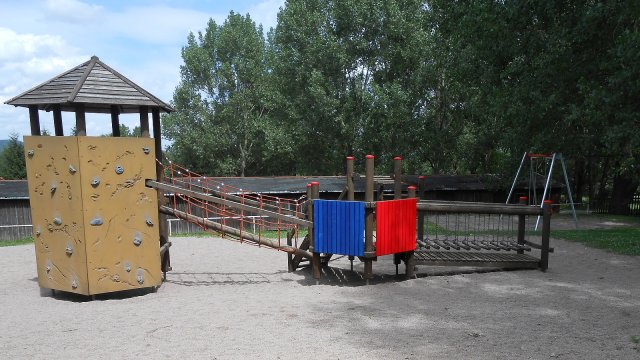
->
[[146, 161, 313, 259]]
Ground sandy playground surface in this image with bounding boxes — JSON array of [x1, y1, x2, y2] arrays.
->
[[1, 214, 639, 359]]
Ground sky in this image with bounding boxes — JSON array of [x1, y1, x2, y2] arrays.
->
[[0, 0, 284, 141]]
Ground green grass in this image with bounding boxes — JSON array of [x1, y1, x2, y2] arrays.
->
[[0, 237, 34, 247], [552, 227, 640, 256]]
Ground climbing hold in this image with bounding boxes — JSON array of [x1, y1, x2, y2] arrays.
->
[[136, 270, 144, 285], [90, 216, 103, 226], [27, 150, 34, 157], [124, 262, 132, 273], [91, 176, 100, 187], [71, 279, 78, 289], [53, 217, 62, 225], [50, 184, 57, 194], [143, 147, 150, 154], [68, 165, 77, 174], [35, 225, 41, 236], [133, 233, 142, 246], [115, 165, 124, 175], [65, 244, 73, 255], [45, 260, 52, 273], [145, 216, 154, 226]]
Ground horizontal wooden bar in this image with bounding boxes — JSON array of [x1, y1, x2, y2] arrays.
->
[[147, 180, 313, 228], [417, 200, 543, 215]]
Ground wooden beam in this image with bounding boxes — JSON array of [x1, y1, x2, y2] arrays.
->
[[53, 104, 63, 136], [417, 201, 542, 215], [75, 103, 86, 136], [110, 105, 120, 137], [346, 156, 354, 201], [393, 156, 402, 199], [139, 105, 149, 137], [146, 180, 313, 228], [168, 177, 305, 219], [364, 155, 375, 281], [152, 108, 162, 167], [28, 106, 41, 136]]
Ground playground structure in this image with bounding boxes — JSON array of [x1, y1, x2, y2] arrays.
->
[[6, 57, 553, 296]]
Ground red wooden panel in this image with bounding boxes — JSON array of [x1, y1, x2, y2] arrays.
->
[[375, 198, 417, 256]]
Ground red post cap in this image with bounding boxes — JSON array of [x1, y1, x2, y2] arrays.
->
[[311, 181, 319, 186], [419, 175, 425, 180], [346, 156, 354, 160], [365, 154, 374, 159], [543, 200, 553, 204], [394, 156, 402, 160], [408, 186, 416, 190], [306, 183, 312, 188], [519, 196, 528, 200]]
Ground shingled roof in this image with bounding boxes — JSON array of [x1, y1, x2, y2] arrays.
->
[[4, 56, 173, 114]]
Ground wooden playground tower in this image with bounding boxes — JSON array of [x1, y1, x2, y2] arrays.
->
[[5, 56, 173, 295], [6, 57, 555, 297]]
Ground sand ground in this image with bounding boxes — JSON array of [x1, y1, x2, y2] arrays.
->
[[1, 214, 639, 359]]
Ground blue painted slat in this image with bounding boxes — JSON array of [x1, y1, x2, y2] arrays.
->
[[313, 200, 365, 257]]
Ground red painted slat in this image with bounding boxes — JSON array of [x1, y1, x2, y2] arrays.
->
[[375, 198, 417, 256]]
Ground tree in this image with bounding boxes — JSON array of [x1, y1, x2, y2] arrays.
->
[[163, 12, 281, 176], [0, 134, 26, 179]]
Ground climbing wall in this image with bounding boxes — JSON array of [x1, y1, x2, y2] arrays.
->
[[24, 136, 161, 295]]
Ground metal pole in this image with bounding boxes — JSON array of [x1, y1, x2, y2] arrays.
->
[[506, 152, 528, 204], [417, 175, 425, 241], [558, 154, 579, 229], [536, 153, 556, 230]]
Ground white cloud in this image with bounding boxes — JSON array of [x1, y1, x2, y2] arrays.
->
[[106, 5, 219, 45], [44, 0, 104, 23]]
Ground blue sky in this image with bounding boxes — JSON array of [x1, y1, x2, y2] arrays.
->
[[0, 0, 284, 140]]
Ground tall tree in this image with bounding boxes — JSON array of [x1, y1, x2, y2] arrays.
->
[[0, 134, 26, 179], [163, 12, 281, 176]]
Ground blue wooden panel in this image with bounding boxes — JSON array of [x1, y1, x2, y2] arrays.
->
[[313, 200, 364, 257]]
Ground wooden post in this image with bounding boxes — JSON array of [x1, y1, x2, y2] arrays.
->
[[405, 186, 417, 278], [53, 104, 63, 136], [75, 103, 86, 136], [417, 175, 425, 241], [517, 196, 527, 254], [393, 156, 402, 199], [346, 156, 354, 201], [310, 182, 321, 281], [152, 107, 170, 276], [28, 106, 41, 136], [540, 200, 551, 271], [139, 105, 150, 138], [364, 155, 375, 282], [346, 156, 355, 269], [111, 105, 121, 137]]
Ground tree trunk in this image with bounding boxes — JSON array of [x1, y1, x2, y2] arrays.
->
[[608, 173, 639, 215]]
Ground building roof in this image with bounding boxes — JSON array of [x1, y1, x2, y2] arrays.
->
[[4, 56, 173, 114], [0, 180, 29, 199]]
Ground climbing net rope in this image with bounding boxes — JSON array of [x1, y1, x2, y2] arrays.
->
[[158, 160, 308, 249]]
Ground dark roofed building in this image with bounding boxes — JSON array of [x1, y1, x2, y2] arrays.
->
[[0, 180, 32, 241]]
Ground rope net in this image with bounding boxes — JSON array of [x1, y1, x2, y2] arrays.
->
[[159, 160, 308, 251]]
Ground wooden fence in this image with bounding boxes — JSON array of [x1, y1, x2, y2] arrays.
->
[[590, 193, 640, 216], [0, 199, 33, 241]]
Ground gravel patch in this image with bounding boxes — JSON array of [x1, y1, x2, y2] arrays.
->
[[1, 231, 638, 359]]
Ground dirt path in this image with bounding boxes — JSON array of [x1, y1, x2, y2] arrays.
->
[[1, 232, 639, 359]]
